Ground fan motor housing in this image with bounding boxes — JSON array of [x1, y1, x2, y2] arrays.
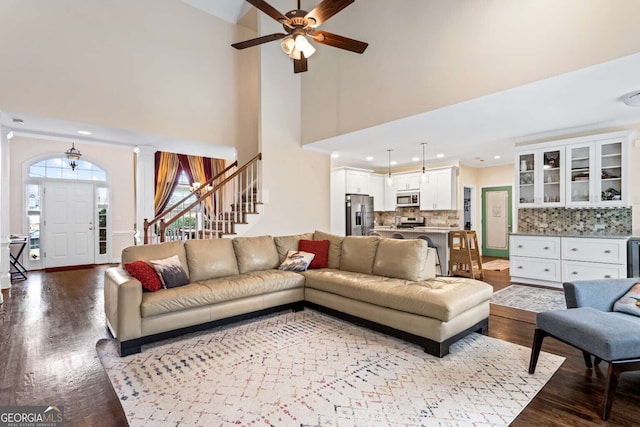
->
[[284, 9, 312, 30]]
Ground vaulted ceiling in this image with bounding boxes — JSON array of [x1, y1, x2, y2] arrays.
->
[[182, 0, 640, 169]]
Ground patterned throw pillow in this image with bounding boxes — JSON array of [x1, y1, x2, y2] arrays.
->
[[278, 250, 315, 272], [150, 255, 190, 289], [124, 260, 163, 292], [298, 239, 329, 269], [613, 282, 640, 316]]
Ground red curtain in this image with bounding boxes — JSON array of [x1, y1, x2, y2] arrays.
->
[[154, 151, 226, 219]]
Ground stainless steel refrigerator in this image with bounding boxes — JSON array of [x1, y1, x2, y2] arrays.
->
[[345, 194, 374, 236]]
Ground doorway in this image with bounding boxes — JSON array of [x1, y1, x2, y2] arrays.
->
[[463, 185, 475, 230], [44, 182, 95, 268], [481, 186, 512, 258]]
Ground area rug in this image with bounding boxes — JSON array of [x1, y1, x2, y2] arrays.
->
[[492, 284, 566, 313], [97, 310, 564, 427], [481, 259, 511, 271]]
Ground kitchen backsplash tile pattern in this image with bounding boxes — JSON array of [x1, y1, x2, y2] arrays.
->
[[375, 208, 461, 228], [518, 207, 632, 235]]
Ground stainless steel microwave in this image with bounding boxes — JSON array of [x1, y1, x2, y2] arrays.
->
[[396, 192, 420, 207]]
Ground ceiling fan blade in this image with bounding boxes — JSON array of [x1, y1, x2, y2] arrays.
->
[[311, 31, 368, 54], [231, 33, 287, 50], [245, 0, 290, 24], [305, 0, 354, 27], [294, 52, 308, 73]]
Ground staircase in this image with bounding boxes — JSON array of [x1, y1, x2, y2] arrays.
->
[[144, 153, 263, 244]]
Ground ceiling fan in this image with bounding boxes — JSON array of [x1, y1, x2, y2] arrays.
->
[[231, 0, 368, 73]]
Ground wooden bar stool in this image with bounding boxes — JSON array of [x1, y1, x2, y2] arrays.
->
[[448, 230, 484, 279]]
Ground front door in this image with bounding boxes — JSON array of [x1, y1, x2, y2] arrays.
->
[[44, 182, 95, 268], [482, 186, 512, 258]]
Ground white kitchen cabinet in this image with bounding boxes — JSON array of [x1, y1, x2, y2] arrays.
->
[[515, 147, 564, 207], [510, 235, 562, 285], [345, 169, 371, 194], [561, 237, 628, 281], [514, 130, 632, 209], [509, 234, 628, 288], [420, 167, 457, 210], [331, 167, 373, 235], [566, 138, 628, 207], [395, 172, 421, 191], [370, 174, 396, 211], [511, 235, 561, 259], [370, 174, 384, 211]]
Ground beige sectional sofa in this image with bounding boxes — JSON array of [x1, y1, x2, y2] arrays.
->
[[104, 231, 493, 357]]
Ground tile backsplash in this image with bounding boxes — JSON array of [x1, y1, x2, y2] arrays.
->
[[517, 207, 632, 235], [375, 208, 461, 228]]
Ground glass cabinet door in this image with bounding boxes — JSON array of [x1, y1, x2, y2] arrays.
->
[[567, 143, 593, 205], [517, 152, 536, 205], [598, 141, 623, 204], [541, 148, 563, 205]]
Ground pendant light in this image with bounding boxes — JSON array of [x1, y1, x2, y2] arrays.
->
[[386, 149, 393, 187], [65, 142, 82, 171], [421, 142, 427, 183]]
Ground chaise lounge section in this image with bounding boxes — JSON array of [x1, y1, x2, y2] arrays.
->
[[104, 231, 493, 357]]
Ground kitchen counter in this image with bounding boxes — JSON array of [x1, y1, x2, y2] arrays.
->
[[510, 232, 633, 239], [373, 227, 462, 275], [374, 227, 460, 234]]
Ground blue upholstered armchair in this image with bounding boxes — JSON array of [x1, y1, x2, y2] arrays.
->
[[564, 277, 640, 313], [529, 278, 640, 420]]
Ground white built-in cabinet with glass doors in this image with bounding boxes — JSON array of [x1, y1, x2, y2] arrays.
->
[[516, 147, 564, 207], [566, 138, 627, 207], [515, 131, 631, 209]]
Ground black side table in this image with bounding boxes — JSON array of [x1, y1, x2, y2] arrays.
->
[[10, 237, 28, 281]]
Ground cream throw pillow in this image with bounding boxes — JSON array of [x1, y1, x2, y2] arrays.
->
[[278, 250, 315, 272]]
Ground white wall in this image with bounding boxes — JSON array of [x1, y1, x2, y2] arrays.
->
[[245, 0, 331, 237], [0, 0, 258, 148], [9, 137, 135, 261], [301, 0, 640, 144]]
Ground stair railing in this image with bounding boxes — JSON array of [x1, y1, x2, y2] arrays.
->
[[144, 153, 262, 244]]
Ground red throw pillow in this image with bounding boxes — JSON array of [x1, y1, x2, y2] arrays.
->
[[124, 260, 163, 292], [298, 239, 329, 269]]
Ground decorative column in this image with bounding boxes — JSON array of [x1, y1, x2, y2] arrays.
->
[[0, 124, 13, 301], [134, 145, 155, 245]]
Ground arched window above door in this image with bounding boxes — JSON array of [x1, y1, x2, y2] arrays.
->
[[29, 158, 107, 181]]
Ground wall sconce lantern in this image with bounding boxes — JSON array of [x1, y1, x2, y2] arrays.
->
[[65, 142, 82, 171]]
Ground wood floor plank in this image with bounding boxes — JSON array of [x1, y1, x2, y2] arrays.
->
[[0, 261, 638, 426]]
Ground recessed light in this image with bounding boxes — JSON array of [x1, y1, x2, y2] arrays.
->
[[412, 156, 420, 162], [623, 91, 640, 107], [390, 161, 397, 166], [331, 153, 339, 158], [436, 153, 444, 158], [12, 118, 24, 124], [494, 155, 501, 159], [77, 130, 92, 135], [366, 156, 374, 161]]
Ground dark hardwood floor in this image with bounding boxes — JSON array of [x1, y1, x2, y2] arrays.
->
[[0, 263, 639, 426]]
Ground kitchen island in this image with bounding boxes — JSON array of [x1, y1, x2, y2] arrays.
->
[[374, 227, 461, 276]]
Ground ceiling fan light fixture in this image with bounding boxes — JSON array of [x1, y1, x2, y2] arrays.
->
[[294, 34, 315, 58], [289, 48, 302, 60], [280, 37, 295, 55]]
